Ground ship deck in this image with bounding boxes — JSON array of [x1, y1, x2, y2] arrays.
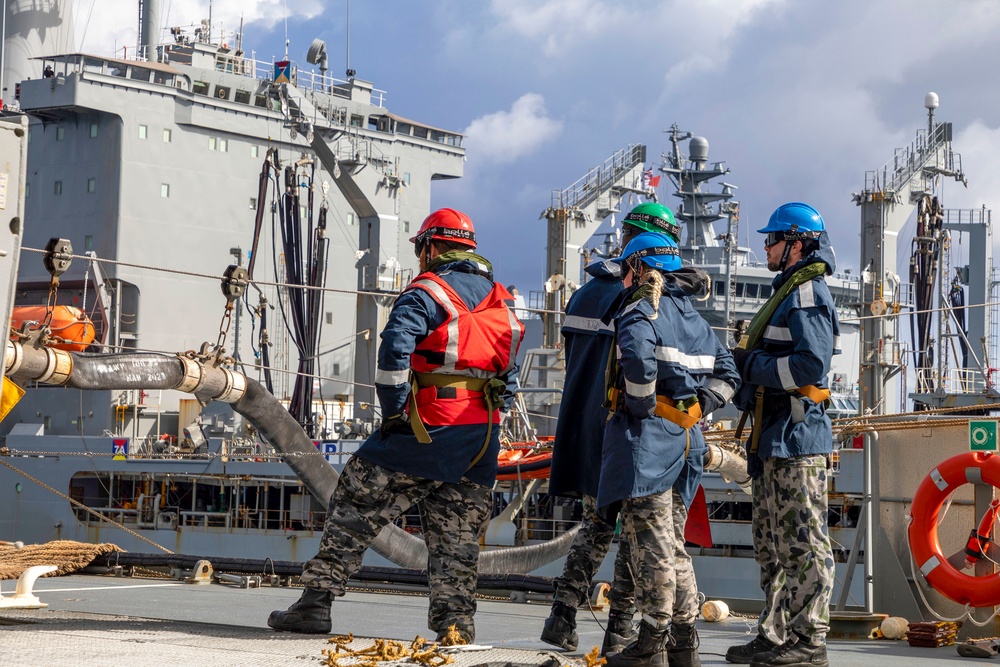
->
[[0, 573, 985, 666]]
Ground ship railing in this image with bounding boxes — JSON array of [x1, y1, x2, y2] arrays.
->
[[8, 0, 59, 14], [864, 121, 963, 195], [914, 366, 986, 394], [79, 507, 138, 524], [553, 144, 646, 211]]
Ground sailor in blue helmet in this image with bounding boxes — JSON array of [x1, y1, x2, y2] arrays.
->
[[542, 202, 683, 656], [724, 203, 838, 667], [601, 232, 739, 667]]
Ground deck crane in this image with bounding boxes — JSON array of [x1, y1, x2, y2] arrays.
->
[[540, 144, 648, 347]]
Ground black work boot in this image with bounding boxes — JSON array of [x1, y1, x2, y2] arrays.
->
[[667, 623, 701, 667], [602, 608, 637, 656], [749, 634, 828, 667], [725, 634, 777, 664], [267, 586, 333, 633], [540, 601, 578, 651], [605, 619, 669, 667]]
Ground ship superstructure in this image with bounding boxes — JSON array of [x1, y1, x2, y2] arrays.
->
[[8, 13, 465, 441]]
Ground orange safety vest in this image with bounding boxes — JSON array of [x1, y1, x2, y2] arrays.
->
[[405, 272, 524, 428]]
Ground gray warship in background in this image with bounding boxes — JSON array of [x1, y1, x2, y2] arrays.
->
[[2, 0, 1000, 624]]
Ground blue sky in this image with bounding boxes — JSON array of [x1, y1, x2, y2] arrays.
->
[[79, 0, 1000, 293]]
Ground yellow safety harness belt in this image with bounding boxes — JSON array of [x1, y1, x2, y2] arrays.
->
[[408, 371, 506, 470], [737, 384, 832, 454], [608, 388, 703, 456]]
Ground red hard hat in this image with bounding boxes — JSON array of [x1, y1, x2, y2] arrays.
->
[[410, 208, 477, 249]]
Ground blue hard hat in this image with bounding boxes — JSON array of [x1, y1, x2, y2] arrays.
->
[[614, 232, 682, 272], [757, 202, 825, 239]]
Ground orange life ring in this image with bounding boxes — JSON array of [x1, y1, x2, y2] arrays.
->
[[908, 451, 1000, 607]]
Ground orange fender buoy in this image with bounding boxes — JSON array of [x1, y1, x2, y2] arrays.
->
[[10, 305, 96, 352], [908, 451, 1000, 607]]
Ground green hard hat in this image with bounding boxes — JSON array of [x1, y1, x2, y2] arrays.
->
[[622, 202, 680, 240]]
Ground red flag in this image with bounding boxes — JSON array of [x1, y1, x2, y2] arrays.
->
[[648, 175, 661, 188], [683, 485, 713, 548]]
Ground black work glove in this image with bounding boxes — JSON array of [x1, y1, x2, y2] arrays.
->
[[697, 387, 726, 416], [379, 414, 411, 438], [731, 347, 752, 376]]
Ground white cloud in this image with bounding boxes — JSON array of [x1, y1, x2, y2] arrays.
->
[[463, 93, 563, 164], [72, 0, 322, 56]]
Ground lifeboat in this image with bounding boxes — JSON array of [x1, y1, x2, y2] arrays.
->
[[10, 305, 96, 352], [497, 438, 554, 481]]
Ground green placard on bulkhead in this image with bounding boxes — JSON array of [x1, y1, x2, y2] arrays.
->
[[969, 420, 999, 451]]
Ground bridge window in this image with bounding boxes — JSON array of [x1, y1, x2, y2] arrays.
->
[[350, 114, 364, 128], [90, 123, 99, 138], [138, 124, 148, 140], [56, 126, 65, 141]]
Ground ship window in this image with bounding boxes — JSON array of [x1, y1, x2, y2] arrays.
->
[[219, 138, 228, 153], [249, 197, 257, 210], [129, 66, 152, 82], [714, 281, 724, 295], [193, 81, 210, 96], [208, 137, 217, 151], [396, 123, 411, 136], [161, 183, 170, 198], [234, 90, 251, 105], [254, 94, 268, 108], [403, 221, 410, 233], [24, 183, 29, 198], [745, 284, 758, 299], [403, 173, 411, 185], [138, 124, 148, 139], [163, 129, 172, 143], [333, 363, 341, 376], [43, 416, 52, 430], [89, 123, 99, 138], [430, 130, 446, 143], [251, 145, 259, 158], [87, 177, 96, 193], [56, 126, 65, 141], [412, 126, 428, 139], [347, 212, 355, 226], [54, 180, 63, 195], [350, 114, 364, 128], [325, 312, 333, 325], [760, 285, 772, 298], [85, 235, 94, 251]]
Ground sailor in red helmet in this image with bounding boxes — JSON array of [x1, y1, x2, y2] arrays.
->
[[269, 208, 523, 644]]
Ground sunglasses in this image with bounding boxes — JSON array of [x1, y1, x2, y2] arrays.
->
[[413, 238, 426, 257], [764, 232, 786, 248]]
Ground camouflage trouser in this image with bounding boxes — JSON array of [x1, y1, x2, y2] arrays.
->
[[552, 495, 636, 613], [670, 491, 699, 625], [620, 489, 678, 629], [300, 456, 492, 639], [752, 455, 835, 644]]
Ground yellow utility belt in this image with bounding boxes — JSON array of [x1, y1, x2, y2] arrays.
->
[[608, 388, 703, 429], [412, 372, 489, 392], [739, 384, 832, 454], [408, 371, 503, 472], [796, 384, 831, 404]]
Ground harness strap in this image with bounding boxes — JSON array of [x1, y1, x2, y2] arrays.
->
[[797, 384, 831, 404], [608, 388, 702, 456], [408, 371, 504, 471], [739, 384, 828, 456]]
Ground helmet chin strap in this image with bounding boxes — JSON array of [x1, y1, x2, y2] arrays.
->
[[779, 240, 792, 271]]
